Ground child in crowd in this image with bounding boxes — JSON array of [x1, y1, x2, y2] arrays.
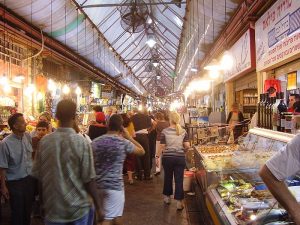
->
[[32, 121, 49, 159]]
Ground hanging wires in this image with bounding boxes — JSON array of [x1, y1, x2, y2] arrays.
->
[[77, 6, 79, 53], [65, 1, 67, 46], [212, 0, 215, 41], [23, 0, 45, 62], [203, 0, 205, 46]]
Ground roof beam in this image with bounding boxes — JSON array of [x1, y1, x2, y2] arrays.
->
[[81, 2, 187, 8], [0, 4, 135, 95], [71, 0, 146, 93], [124, 58, 175, 61]]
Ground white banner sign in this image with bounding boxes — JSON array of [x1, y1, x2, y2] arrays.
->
[[256, 0, 300, 71], [224, 29, 252, 81]]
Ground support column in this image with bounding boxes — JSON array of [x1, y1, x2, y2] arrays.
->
[[257, 71, 267, 95], [225, 81, 234, 115]]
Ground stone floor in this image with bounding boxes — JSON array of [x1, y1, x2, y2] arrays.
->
[[122, 175, 189, 225], [0, 174, 207, 225]]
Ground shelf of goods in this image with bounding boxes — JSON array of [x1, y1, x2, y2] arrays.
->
[[192, 127, 298, 225]]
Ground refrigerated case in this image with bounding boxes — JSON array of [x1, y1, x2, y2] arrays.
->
[[192, 128, 298, 225]]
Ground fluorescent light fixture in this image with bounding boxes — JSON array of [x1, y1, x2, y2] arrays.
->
[[191, 67, 198, 72], [204, 59, 220, 71], [109, 46, 113, 51]]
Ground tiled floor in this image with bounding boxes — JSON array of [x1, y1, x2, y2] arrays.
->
[[1, 174, 206, 225]]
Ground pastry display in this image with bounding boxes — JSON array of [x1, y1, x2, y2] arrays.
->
[[197, 144, 239, 154], [202, 153, 235, 171]]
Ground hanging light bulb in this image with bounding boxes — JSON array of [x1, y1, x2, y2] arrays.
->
[[147, 17, 153, 24], [146, 34, 156, 48], [204, 59, 220, 71], [191, 67, 198, 72], [24, 84, 36, 97], [63, 84, 70, 94], [152, 59, 159, 67], [37, 92, 43, 100], [209, 70, 220, 79], [12, 75, 25, 83], [48, 79, 56, 91], [3, 85, 11, 94], [0, 76, 8, 85], [250, 214, 257, 221], [75, 86, 82, 95]]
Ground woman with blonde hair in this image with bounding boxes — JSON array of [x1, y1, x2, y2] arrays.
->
[[156, 111, 190, 210], [154, 112, 169, 175]]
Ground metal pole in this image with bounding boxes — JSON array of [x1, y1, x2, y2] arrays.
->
[[211, 80, 215, 112], [81, 2, 187, 8]]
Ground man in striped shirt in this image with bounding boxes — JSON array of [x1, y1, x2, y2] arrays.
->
[[31, 100, 103, 225]]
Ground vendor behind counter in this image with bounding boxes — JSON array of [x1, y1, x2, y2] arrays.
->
[[226, 103, 244, 142]]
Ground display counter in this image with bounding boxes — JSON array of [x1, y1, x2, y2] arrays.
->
[[192, 127, 298, 225]]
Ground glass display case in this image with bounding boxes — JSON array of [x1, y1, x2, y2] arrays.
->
[[193, 128, 298, 225]]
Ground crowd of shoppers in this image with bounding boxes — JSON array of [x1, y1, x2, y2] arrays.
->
[[0, 100, 190, 225]]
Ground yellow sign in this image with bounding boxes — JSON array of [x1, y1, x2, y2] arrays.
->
[[287, 72, 297, 90]]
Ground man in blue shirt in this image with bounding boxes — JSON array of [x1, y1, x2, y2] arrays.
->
[[0, 113, 35, 225]]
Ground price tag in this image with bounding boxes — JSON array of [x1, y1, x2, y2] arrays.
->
[[210, 126, 219, 137], [197, 128, 206, 139]]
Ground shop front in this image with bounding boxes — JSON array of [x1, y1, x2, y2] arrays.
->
[[0, 54, 29, 126], [189, 2, 300, 225], [224, 28, 257, 120], [255, 0, 300, 130]]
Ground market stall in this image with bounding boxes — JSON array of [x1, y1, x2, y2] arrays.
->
[[192, 127, 298, 225]]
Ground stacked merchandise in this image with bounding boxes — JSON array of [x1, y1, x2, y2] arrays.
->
[[257, 92, 294, 133]]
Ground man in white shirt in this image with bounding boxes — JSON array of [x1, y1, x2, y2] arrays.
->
[[259, 135, 300, 225]]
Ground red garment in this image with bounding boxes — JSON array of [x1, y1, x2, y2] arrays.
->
[[288, 107, 294, 113], [124, 154, 136, 172], [95, 112, 105, 123], [264, 79, 281, 93]]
